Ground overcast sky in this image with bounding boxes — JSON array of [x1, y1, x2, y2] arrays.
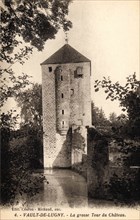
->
[[10, 0, 140, 118]]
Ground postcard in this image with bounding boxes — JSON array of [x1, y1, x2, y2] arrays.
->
[[1, 0, 139, 219]]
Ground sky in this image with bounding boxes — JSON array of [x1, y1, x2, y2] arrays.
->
[[4, 0, 140, 118]]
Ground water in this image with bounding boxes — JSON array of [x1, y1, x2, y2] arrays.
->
[[14, 169, 126, 209], [28, 169, 88, 208], [3, 169, 139, 219]]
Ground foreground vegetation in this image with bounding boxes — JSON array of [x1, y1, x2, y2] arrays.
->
[[1, 122, 44, 205], [92, 73, 140, 204], [1, 0, 72, 206]]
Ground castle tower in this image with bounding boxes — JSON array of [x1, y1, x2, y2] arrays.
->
[[41, 44, 91, 168]]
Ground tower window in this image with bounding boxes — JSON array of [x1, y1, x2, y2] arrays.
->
[[61, 93, 64, 98], [62, 121, 65, 128], [61, 75, 63, 81], [70, 89, 74, 96], [74, 67, 83, 78], [48, 67, 52, 72], [62, 110, 64, 115]]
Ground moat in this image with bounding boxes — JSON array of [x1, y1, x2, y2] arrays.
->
[[29, 169, 88, 208]]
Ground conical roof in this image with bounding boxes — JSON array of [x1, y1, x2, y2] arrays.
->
[[41, 44, 90, 65]]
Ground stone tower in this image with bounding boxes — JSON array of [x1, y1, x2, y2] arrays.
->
[[41, 44, 91, 168]]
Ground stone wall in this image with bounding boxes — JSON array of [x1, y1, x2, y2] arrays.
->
[[55, 65, 70, 134], [72, 149, 87, 179], [42, 62, 91, 168], [42, 64, 72, 168], [86, 127, 140, 202], [42, 65, 56, 168], [69, 62, 91, 127], [71, 126, 87, 178], [54, 129, 72, 168], [87, 127, 109, 199]]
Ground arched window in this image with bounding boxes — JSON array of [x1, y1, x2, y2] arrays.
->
[[74, 67, 83, 78]]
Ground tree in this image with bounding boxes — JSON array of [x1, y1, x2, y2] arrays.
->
[[1, 0, 72, 63], [109, 112, 117, 124], [94, 73, 140, 138], [0, 0, 72, 107], [16, 83, 42, 126], [1, 84, 44, 205], [109, 112, 128, 128], [94, 74, 140, 203], [91, 101, 109, 127], [0, 71, 32, 108], [108, 112, 129, 137], [1, 0, 74, 202], [15, 83, 43, 169]]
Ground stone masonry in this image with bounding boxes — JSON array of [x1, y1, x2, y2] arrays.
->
[[41, 44, 91, 168]]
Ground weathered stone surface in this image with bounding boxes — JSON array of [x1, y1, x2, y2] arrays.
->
[[42, 55, 91, 168], [87, 127, 109, 199]]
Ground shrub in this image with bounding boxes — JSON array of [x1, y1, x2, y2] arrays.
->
[[1, 124, 44, 205], [108, 168, 140, 204]]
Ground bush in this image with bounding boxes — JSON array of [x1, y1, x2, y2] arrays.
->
[[108, 168, 140, 204], [1, 124, 44, 205]]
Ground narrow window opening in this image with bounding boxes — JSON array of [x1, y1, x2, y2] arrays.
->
[[70, 89, 74, 96], [62, 121, 64, 128], [48, 67, 52, 72], [61, 75, 63, 81], [61, 93, 64, 98], [62, 110, 64, 115]]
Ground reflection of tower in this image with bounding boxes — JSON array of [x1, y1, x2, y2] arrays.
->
[[41, 44, 91, 168]]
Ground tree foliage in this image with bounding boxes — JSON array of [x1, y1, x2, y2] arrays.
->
[[1, 126, 44, 205], [108, 112, 129, 136], [1, 0, 72, 107], [0, 71, 32, 108], [16, 83, 42, 126], [91, 101, 109, 127], [1, 0, 73, 205], [94, 73, 140, 138], [1, 81, 43, 205], [108, 168, 140, 203], [1, 0, 72, 63]]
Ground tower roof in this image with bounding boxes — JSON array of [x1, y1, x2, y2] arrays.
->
[[41, 44, 90, 65]]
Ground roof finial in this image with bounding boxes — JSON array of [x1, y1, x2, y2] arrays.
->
[[65, 32, 68, 44]]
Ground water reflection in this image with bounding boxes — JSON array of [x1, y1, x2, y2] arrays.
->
[[28, 169, 88, 208]]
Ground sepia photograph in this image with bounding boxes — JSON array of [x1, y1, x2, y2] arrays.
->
[[1, 0, 140, 219]]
